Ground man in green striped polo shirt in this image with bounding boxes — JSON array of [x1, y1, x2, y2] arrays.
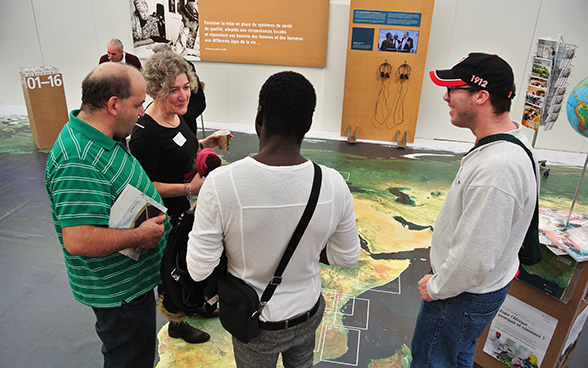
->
[[45, 62, 171, 368]]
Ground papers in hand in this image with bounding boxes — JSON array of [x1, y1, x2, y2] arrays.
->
[[109, 184, 167, 261]]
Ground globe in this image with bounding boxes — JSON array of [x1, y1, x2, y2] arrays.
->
[[567, 77, 588, 138]]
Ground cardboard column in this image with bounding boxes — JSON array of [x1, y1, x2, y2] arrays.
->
[[20, 66, 68, 150]]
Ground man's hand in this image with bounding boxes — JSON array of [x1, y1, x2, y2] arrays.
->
[[137, 212, 166, 249], [63, 212, 167, 257], [418, 274, 434, 302]]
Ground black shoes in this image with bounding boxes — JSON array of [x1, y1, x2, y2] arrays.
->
[[168, 321, 210, 344], [195, 303, 220, 318]]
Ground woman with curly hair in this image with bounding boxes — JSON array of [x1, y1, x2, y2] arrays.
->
[[129, 50, 221, 344]]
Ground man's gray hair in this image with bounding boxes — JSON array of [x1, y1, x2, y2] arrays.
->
[[109, 38, 124, 52]]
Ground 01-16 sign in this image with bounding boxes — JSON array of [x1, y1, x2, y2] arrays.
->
[[23, 74, 63, 90]]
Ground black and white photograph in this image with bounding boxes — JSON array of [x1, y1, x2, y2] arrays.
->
[[130, 0, 201, 60]]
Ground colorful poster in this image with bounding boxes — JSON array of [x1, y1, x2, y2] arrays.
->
[[483, 295, 558, 368], [377, 28, 420, 53]]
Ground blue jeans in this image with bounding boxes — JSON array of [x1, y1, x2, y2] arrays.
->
[[410, 283, 511, 368], [232, 294, 325, 368], [92, 290, 156, 368]]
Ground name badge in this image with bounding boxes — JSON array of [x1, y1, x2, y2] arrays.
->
[[173, 132, 187, 147]]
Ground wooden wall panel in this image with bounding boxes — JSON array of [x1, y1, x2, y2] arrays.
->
[[341, 0, 435, 143]]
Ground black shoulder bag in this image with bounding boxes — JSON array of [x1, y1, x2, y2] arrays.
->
[[217, 162, 322, 343], [466, 134, 542, 266], [159, 210, 227, 318]]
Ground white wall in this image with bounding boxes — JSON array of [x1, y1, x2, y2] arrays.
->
[[417, 0, 588, 153], [1, 0, 588, 152]]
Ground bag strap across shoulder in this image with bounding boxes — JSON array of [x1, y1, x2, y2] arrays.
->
[[255, 162, 322, 317], [465, 133, 540, 263], [466, 133, 536, 173], [465, 133, 537, 191]]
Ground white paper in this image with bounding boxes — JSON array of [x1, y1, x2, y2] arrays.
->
[[483, 295, 558, 367], [109, 184, 167, 260], [173, 132, 187, 147]]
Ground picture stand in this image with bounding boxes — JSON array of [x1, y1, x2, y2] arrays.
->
[[346, 126, 358, 144], [395, 130, 407, 148]]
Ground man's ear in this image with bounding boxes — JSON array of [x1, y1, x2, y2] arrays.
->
[[475, 90, 491, 105], [107, 96, 120, 116], [255, 105, 263, 137]]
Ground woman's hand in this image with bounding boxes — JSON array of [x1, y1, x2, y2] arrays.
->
[[189, 172, 204, 196], [200, 131, 233, 150]]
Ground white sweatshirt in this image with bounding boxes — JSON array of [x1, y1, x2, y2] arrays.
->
[[427, 126, 539, 300]]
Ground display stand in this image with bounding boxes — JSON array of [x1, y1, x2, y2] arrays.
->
[[20, 66, 68, 150], [346, 125, 358, 143], [474, 256, 588, 368], [340, 0, 435, 143], [522, 37, 576, 147]]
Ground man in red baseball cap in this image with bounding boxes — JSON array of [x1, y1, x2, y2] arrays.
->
[[411, 53, 539, 368], [429, 52, 516, 99]]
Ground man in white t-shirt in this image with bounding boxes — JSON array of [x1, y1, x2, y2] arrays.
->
[[187, 71, 360, 367]]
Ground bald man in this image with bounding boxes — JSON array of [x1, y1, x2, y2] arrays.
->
[[45, 63, 169, 367]]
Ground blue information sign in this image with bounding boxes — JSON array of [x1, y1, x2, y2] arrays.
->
[[353, 10, 421, 27]]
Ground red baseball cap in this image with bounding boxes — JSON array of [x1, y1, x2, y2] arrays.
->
[[430, 53, 516, 99]]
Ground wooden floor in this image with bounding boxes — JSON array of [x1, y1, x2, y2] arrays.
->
[[1, 115, 587, 368]]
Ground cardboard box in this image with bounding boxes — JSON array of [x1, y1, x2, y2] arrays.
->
[[20, 67, 68, 149]]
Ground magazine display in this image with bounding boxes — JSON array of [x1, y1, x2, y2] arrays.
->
[[522, 37, 576, 131], [539, 207, 588, 262], [109, 184, 167, 261]]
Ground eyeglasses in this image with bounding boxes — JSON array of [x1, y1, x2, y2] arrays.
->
[[446, 87, 479, 97]]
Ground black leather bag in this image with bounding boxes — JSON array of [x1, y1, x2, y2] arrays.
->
[[217, 163, 322, 344], [467, 134, 542, 266], [160, 210, 227, 317], [519, 207, 542, 266], [217, 273, 261, 344]]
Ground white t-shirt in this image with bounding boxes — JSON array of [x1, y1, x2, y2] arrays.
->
[[187, 157, 360, 322]]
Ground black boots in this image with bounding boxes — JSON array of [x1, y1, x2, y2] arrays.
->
[[195, 303, 219, 318], [168, 321, 210, 344]]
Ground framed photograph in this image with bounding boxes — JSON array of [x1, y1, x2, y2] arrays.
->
[[377, 28, 419, 53]]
